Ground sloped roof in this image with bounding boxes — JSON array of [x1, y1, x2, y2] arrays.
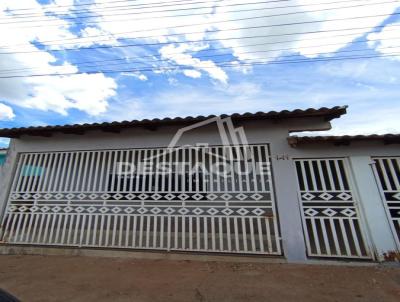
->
[[0, 106, 347, 138], [288, 134, 400, 146]]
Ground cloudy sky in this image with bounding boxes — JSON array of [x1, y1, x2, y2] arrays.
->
[[0, 0, 399, 147]]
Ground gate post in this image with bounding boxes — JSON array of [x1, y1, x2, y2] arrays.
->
[[0, 141, 18, 224], [271, 158, 307, 262], [348, 156, 398, 260]]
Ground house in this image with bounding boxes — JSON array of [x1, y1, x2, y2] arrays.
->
[[0, 105, 398, 263]]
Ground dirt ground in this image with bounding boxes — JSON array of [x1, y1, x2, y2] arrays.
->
[[0, 255, 399, 302]]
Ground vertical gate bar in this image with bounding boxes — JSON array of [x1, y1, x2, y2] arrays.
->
[[69, 152, 79, 192], [188, 148, 193, 192], [42, 214, 52, 244], [93, 152, 101, 192], [233, 217, 239, 251], [181, 148, 186, 192], [154, 149, 160, 193], [181, 215, 186, 249], [222, 147, 228, 192], [72, 214, 81, 245], [104, 151, 112, 192], [249, 217, 256, 252], [135, 150, 142, 192], [7, 213, 18, 243], [54, 213, 63, 244], [79, 214, 87, 246], [257, 146, 266, 192], [63, 153, 74, 193], [338, 218, 351, 256], [66, 214, 75, 245], [60, 214, 69, 245], [51, 153, 64, 192], [196, 216, 200, 250], [124, 215, 130, 247], [160, 149, 166, 192], [75, 152, 86, 192], [30, 153, 43, 192], [132, 215, 137, 247], [317, 160, 327, 191], [85, 215, 93, 245], [218, 216, 223, 251], [20, 154, 33, 192], [139, 215, 144, 247], [118, 215, 124, 247], [249, 146, 258, 192], [112, 215, 118, 246], [58, 153, 69, 192], [349, 218, 363, 256], [146, 215, 151, 248], [208, 147, 214, 192], [153, 215, 158, 248], [243, 146, 251, 192], [226, 217, 232, 251], [387, 159, 400, 190], [24, 212, 35, 243], [265, 218, 273, 253], [329, 218, 340, 255], [26, 153, 39, 192], [19, 213, 29, 242], [211, 216, 216, 251], [167, 150, 173, 193], [14, 154, 28, 193], [189, 216, 193, 250], [257, 217, 264, 253], [228, 146, 235, 192], [201, 147, 207, 192], [98, 215, 105, 246], [308, 161, 318, 191], [160, 215, 165, 248], [141, 150, 148, 193], [174, 216, 178, 249], [236, 146, 243, 193], [241, 217, 248, 252], [319, 218, 331, 256], [122, 151, 129, 192], [310, 218, 321, 255], [375, 159, 390, 190], [325, 160, 336, 191], [129, 150, 136, 192], [203, 217, 208, 250], [110, 151, 117, 192], [167, 215, 171, 251], [334, 160, 346, 191], [148, 149, 154, 192], [299, 161, 309, 192], [105, 215, 111, 246], [116, 151, 123, 193]]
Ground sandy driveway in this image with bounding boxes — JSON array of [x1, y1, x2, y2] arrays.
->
[[0, 255, 399, 302]]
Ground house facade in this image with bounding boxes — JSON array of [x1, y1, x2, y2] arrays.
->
[[0, 106, 398, 263]]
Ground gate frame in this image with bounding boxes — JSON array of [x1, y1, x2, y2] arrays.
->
[[293, 156, 374, 260]]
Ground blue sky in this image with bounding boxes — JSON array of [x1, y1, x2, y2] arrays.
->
[[0, 0, 400, 147]]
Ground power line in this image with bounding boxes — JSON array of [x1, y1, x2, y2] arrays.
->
[[1, 34, 397, 75], [2, 12, 399, 54], [7, 1, 399, 28], [1, 0, 388, 48], [3, 0, 221, 13], [0, 0, 375, 22], [0, 52, 398, 79]]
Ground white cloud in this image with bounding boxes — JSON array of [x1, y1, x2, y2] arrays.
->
[[0, 0, 118, 116], [367, 21, 400, 61], [183, 69, 202, 78], [0, 103, 14, 120]]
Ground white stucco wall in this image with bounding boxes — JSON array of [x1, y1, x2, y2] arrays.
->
[[0, 116, 399, 262]]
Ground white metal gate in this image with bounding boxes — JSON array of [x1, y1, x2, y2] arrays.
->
[[0, 145, 281, 255], [372, 157, 400, 248], [294, 158, 370, 259]]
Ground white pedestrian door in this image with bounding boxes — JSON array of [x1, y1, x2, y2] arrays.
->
[[372, 157, 400, 249], [0, 145, 281, 255], [294, 158, 371, 259]]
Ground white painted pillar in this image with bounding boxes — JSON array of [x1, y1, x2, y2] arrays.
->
[[271, 157, 307, 262], [348, 156, 398, 260]]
